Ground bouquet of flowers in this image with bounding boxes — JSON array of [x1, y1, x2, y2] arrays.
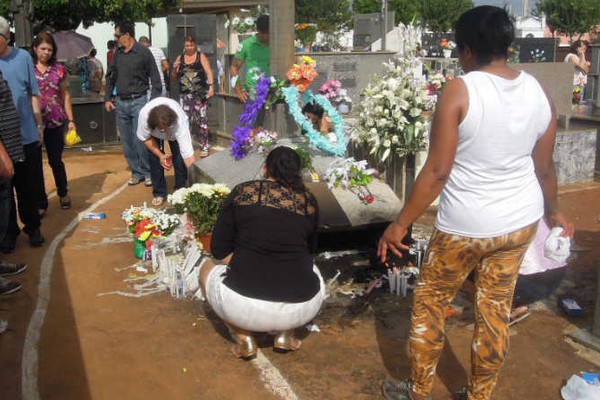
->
[[286, 56, 318, 92], [251, 129, 278, 155], [225, 15, 256, 34], [319, 79, 352, 107], [529, 48, 546, 63], [168, 183, 231, 235], [121, 205, 180, 248], [440, 38, 456, 50], [295, 23, 318, 47], [352, 24, 434, 163], [573, 86, 582, 104], [325, 158, 377, 204], [224, 6, 268, 34]]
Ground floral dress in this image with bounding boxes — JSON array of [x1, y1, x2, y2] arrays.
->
[[35, 63, 67, 128], [178, 52, 209, 151]]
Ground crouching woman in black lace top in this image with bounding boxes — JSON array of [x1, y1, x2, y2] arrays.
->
[[199, 146, 325, 360]]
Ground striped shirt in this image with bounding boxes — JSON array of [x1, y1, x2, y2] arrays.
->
[[147, 46, 167, 96], [0, 70, 24, 162]]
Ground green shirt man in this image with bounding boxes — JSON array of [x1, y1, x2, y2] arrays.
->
[[230, 14, 269, 103]]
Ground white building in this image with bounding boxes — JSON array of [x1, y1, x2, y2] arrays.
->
[[515, 15, 546, 38]]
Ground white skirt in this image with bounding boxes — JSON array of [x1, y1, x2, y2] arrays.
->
[[204, 262, 326, 332]]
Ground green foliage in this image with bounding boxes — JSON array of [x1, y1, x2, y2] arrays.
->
[[535, 0, 600, 39], [294, 147, 313, 171], [295, 0, 353, 34], [417, 0, 473, 34], [172, 191, 228, 235], [0, 0, 178, 32], [353, 0, 419, 25]]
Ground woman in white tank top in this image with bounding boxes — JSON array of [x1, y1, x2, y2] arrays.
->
[[379, 6, 574, 400]]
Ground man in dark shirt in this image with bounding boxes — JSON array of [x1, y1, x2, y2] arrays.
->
[[104, 21, 162, 186], [0, 70, 28, 295]]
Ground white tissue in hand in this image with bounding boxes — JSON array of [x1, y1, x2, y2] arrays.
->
[[544, 226, 570, 263], [230, 75, 238, 89]]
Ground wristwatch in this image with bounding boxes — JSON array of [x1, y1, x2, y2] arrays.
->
[[37, 124, 45, 130]]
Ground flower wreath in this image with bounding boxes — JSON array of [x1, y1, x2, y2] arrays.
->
[[282, 86, 348, 156]]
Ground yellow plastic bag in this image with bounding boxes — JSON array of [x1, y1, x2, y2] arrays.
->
[[65, 129, 82, 147]]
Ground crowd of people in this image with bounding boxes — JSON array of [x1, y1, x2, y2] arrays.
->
[[0, 7, 580, 400]]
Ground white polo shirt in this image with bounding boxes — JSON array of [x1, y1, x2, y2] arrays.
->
[[136, 97, 194, 159]]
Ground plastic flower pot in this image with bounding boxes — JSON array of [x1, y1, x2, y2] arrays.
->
[[134, 238, 146, 259]]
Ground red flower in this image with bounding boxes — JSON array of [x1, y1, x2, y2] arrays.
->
[[364, 195, 375, 204]]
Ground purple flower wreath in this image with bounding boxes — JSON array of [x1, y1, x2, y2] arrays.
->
[[230, 77, 272, 160]]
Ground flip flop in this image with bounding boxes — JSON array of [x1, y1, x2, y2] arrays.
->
[[509, 306, 531, 326], [151, 197, 164, 207]]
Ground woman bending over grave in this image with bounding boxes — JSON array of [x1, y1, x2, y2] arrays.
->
[[198, 146, 325, 360]]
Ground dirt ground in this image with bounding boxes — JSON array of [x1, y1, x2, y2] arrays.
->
[[0, 145, 599, 400]]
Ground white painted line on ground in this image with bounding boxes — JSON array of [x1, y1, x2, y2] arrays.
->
[[22, 183, 129, 400], [252, 351, 300, 400]]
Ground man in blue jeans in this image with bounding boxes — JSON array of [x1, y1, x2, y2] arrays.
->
[[104, 21, 162, 186], [136, 97, 195, 206], [0, 70, 28, 294], [0, 17, 45, 252]]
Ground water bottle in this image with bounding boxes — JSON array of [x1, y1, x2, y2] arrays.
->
[[83, 212, 106, 220]]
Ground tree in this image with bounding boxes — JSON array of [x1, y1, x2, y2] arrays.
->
[[295, 0, 353, 50], [295, 0, 353, 34], [0, 0, 178, 32], [535, 0, 600, 39], [417, 0, 472, 34], [353, 0, 419, 26]]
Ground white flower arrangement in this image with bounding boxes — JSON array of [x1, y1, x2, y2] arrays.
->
[[325, 158, 377, 204], [121, 204, 180, 240], [225, 15, 256, 34], [224, 6, 269, 34], [167, 183, 231, 208], [351, 23, 435, 163]]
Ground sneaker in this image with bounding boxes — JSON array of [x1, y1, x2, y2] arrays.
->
[[127, 177, 144, 186], [144, 177, 153, 187], [60, 195, 71, 210], [26, 229, 45, 247], [382, 379, 431, 400], [0, 261, 27, 276], [0, 277, 21, 295], [0, 234, 18, 254]]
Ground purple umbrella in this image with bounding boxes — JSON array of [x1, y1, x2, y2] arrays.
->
[[53, 30, 94, 61]]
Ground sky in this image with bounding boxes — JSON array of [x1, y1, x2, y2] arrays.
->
[[473, 0, 540, 17]]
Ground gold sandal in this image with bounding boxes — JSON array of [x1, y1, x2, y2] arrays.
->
[[273, 330, 302, 352], [230, 332, 257, 360]]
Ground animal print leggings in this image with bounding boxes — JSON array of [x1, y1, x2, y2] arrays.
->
[[180, 93, 209, 151], [409, 223, 537, 400]]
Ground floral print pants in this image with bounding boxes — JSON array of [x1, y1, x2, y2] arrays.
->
[[180, 93, 209, 150], [409, 223, 537, 400]]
